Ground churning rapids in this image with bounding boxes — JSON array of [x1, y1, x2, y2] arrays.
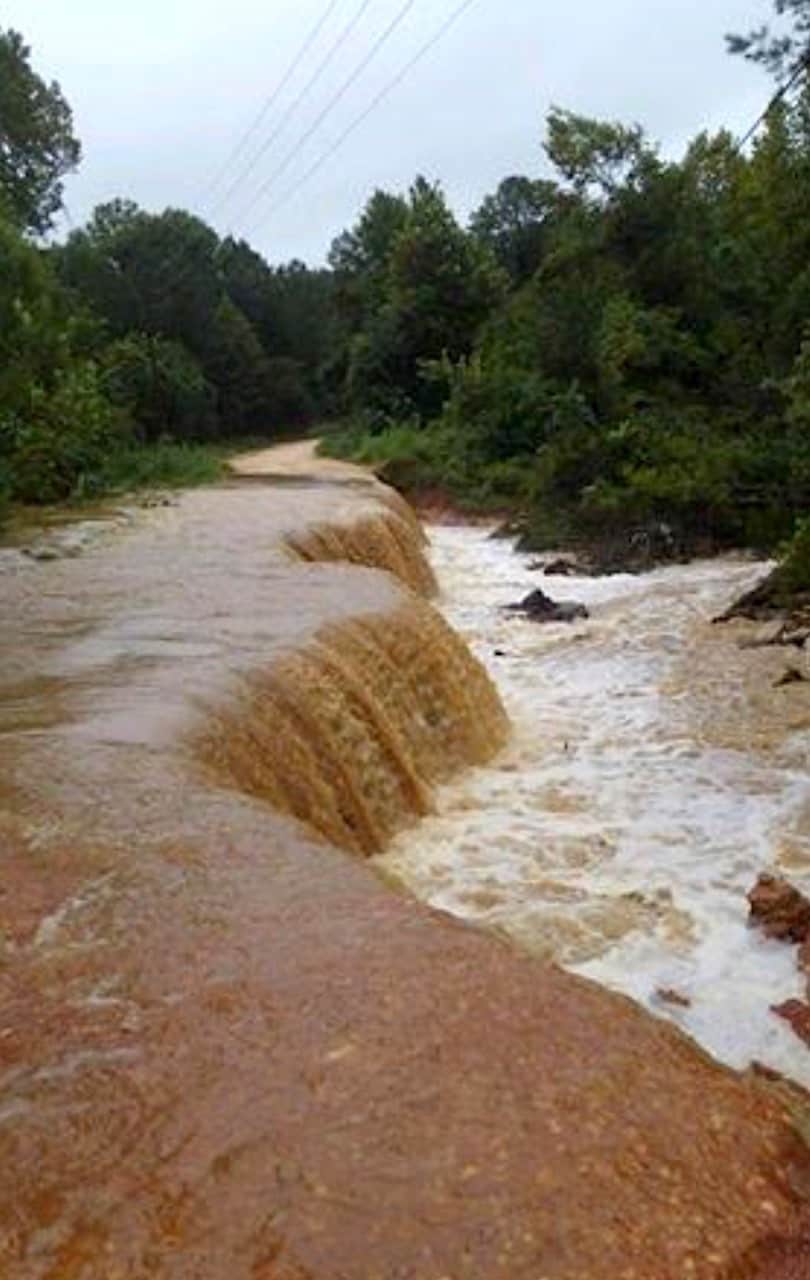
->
[[380, 528, 810, 1085]]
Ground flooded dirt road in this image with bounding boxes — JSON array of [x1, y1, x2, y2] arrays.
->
[[2, 450, 810, 1278]]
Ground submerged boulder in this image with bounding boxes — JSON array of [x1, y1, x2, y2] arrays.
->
[[504, 587, 589, 624], [773, 998, 810, 1048]]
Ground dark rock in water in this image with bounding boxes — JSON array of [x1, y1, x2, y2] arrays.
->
[[581, 521, 684, 576], [772, 998, 810, 1048], [784, 626, 810, 648], [749, 1060, 787, 1083], [529, 554, 596, 576], [655, 987, 692, 1009], [739, 622, 797, 650], [489, 519, 524, 541], [544, 557, 578, 577], [744, 621, 810, 648], [504, 588, 589, 624], [774, 665, 808, 688], [748, 873, 810, 943], [715, 566, 810, 625]]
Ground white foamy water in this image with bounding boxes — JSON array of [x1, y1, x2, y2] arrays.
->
[[376, 526, 810, 1084]]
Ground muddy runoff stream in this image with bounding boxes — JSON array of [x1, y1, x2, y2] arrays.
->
[[3, 446, 810, 1279], [379, 530, 810, 1085]]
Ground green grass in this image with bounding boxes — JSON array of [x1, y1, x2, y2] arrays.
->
[[318, 422, 426, 465], [318, 421, 532, 514], [86, 440, 226, 495], [0, 441, 227, 535], [779, 518, 810, 592]]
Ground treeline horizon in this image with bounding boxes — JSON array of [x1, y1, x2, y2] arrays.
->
[[2, 3, 810, 570]]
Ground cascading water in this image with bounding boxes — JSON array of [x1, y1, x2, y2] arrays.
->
[[5, 454, 810, 1278], [377, 525, 810, 1085], [195, 599, 507, 855]]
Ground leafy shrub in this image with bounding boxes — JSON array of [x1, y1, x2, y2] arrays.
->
[[5, 362, 127, 503], [779, 518, 810, 592], [87, 440, 224, 494], [101, 334, 217, 442], [265, 356, 314, 429]]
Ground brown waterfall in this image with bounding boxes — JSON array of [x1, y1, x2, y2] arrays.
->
[[196, 600, 508, 854], [2, 443, 810, 1280], [284, 508, 438, 596]]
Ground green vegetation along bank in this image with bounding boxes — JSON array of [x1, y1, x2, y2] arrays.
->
[[320, 2, 810, 582], [0, 27, 333, 521]]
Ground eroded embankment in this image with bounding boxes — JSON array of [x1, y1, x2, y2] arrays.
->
[[2, 455, 810, 1279]]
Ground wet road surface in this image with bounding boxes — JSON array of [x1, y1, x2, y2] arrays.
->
[[1, 450, 809, 1277]]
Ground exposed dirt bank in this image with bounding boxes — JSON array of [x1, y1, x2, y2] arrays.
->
[[1, 448, 809, 1278]]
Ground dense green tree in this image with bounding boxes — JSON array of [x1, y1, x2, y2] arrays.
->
[[544, 107, 651, 197], [333, 179, 506, 416], [389, 179, 506, 368], [203, 298, 275, 435], [57, 204, 304, 437], [469, 176, 560, 283], [219, 239, 333, 411], [101, 334, 217, 443], [329, 190, 409, 346], [0, 210, 65, 404], [328, 83, 810, 553], [0, 211, 125, 504], [329, 190, 409, 285], [0, 28, 80, 233], [218, 236, 279, 349], [59, 204, 222, 357], [265, 261, 335, 380]]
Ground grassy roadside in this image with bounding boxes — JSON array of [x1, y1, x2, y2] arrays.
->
[[318, 422, 528, 516], [0, 440, 245, 537]]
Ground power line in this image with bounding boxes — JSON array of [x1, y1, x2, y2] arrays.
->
[[244, 0, 479, 235], [201, 0, 343, 204], [736, 53, 810, 152], [231, 0, 418, 228], [211, 0, 377, 219]]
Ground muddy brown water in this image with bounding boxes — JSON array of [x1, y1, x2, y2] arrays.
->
[[2, 447, 810, 1278], [377, 530, 810, 1085]]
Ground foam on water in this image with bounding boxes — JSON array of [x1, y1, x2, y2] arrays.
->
[[376, 526, 810, 1084]]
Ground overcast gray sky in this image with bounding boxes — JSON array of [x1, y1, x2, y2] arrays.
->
[[6, 0, 772, 264]]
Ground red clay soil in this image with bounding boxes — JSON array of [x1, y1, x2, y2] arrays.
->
[[733, 1229, 810, 1279], [398, 486, 507, 527], [3, 814, 810, 1280]]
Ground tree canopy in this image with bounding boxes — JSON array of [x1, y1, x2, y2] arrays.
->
[[0, 27, 80, 233], [728, 0, 810, 79], [3, 7, 810, 568]]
